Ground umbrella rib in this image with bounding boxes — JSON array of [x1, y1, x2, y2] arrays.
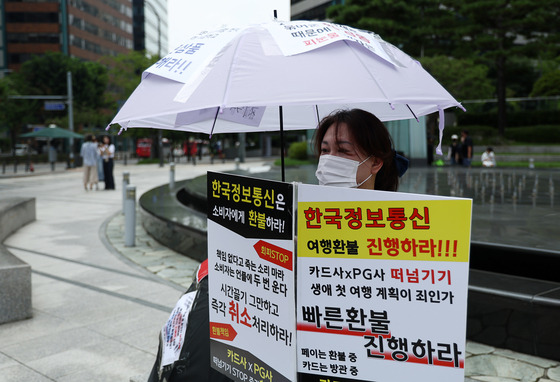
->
[[406, 104, 419, 122], [209, 107, 220, 138], [342, 40, 393, 108], [220, 30, 246, 109]]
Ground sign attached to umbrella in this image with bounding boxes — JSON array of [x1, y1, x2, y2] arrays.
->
[[265, 21, 403, 66], [144, 26, 242, 85]]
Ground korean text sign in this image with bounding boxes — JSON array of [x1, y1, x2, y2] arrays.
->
[[207, 172, 296, 382], [297, 184, 472, 382], [144, 26, 241, 84]]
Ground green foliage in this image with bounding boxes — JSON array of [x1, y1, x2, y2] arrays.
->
[[327, 0, 560, 136], [505, 125, 560, 143], [103, 51, 159, 138], [420, 56, 494, 100], [0, 75, 40, 146], [442, 124, 560, 145], [15, 52, 108, 110], [137, 158, 162, 165], [456, 109, 559, 127], [531, 70, 560, 97], [103, 51, 158, 106], [442, 125, 502, 145], [4, 52, 110, 136], [287, 141, 309, 160], [327, 0, 459, 58]]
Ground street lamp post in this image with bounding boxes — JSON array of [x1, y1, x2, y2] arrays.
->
[[67, 71, 75, 167]]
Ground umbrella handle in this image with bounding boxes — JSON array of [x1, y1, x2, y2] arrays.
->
[[279, 106, 285, 182]]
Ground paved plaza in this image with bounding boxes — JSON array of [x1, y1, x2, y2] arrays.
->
[[1, 159, 560, 381]]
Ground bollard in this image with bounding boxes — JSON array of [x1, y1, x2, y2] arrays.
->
[[124, 153, 127, 166], [529, 158, 535, 169], [124, 185, 136, 247], [235, 157, 240, 170], [169, 162, 175, 189], [122, 172, 130, 214]]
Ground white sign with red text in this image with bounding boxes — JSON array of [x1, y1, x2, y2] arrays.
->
[[297, 184, 472, 382]]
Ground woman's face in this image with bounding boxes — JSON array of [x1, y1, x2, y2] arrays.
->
[[103, 136, 109, 144], [320, 123, 375, 189]]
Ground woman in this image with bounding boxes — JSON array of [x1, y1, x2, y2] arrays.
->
[[100, 135, 115, 190], [148, 109, 407, 382], [314, 108, 407, 191], [481, 147, 496, 167]]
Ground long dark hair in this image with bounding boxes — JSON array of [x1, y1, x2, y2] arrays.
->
[[313, 109, 399, 191]]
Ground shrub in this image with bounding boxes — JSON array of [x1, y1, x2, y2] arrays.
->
[[288, 141, 308, 160], [456, 109, 559, 127], [505, 125, 560, 143]]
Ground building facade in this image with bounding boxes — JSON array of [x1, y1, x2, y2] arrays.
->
[[132, 0, 167, 57], [291, 0, 342, 20], [0, 0, 167, 73]]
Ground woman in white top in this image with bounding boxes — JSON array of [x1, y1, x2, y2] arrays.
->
[[481, 147, 496, 167], [100, 135, 116, 189]]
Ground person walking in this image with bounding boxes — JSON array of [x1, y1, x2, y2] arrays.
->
[[100, 135, 115, 190], [79, 135, 100, 191]]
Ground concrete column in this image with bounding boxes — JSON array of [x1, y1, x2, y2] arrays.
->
[[122, 172, 130, 214], [124, 185, 136, 247]]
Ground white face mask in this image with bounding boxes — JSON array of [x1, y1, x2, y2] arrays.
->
[[315, 155, 372, 188]]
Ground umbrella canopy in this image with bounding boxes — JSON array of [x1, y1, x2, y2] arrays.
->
[[20, 126, 84, 139], [108, 20, 464, 156]]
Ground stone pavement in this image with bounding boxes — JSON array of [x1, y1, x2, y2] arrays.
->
[[1, 158, 560, 381]]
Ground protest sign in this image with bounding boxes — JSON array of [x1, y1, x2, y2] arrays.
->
[[207, 172, 296, 382], [297, 184, 472, 382]]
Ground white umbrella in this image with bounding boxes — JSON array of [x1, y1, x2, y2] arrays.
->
[[108, 20, 464, 177]]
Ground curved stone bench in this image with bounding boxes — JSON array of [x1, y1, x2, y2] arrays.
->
[[139, 179, 208, 262], [0, 198, 35, 324]]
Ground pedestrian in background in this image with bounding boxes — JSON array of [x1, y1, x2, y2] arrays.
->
[[48, 141, 58, 171], [481, 147, 497, 167], [189, 138, 197, 165], [460, 129, 473, 167], [80, 135, 99, 191], [94, 136, 104, 183], [448, 134, 461, 165], [100, 135, 115, 190]]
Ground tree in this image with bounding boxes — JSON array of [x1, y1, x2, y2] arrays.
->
[[444, 0, 560, 135], [327, 0, 458, 58], [10, 52, 109, 129], [531, 70, 560, 97], [327, 0, 560, 136], [102, 51, 163, 157], [0, 76, 40, 153], [420, 56, 494, 101], [103, 51, 158, 110]]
